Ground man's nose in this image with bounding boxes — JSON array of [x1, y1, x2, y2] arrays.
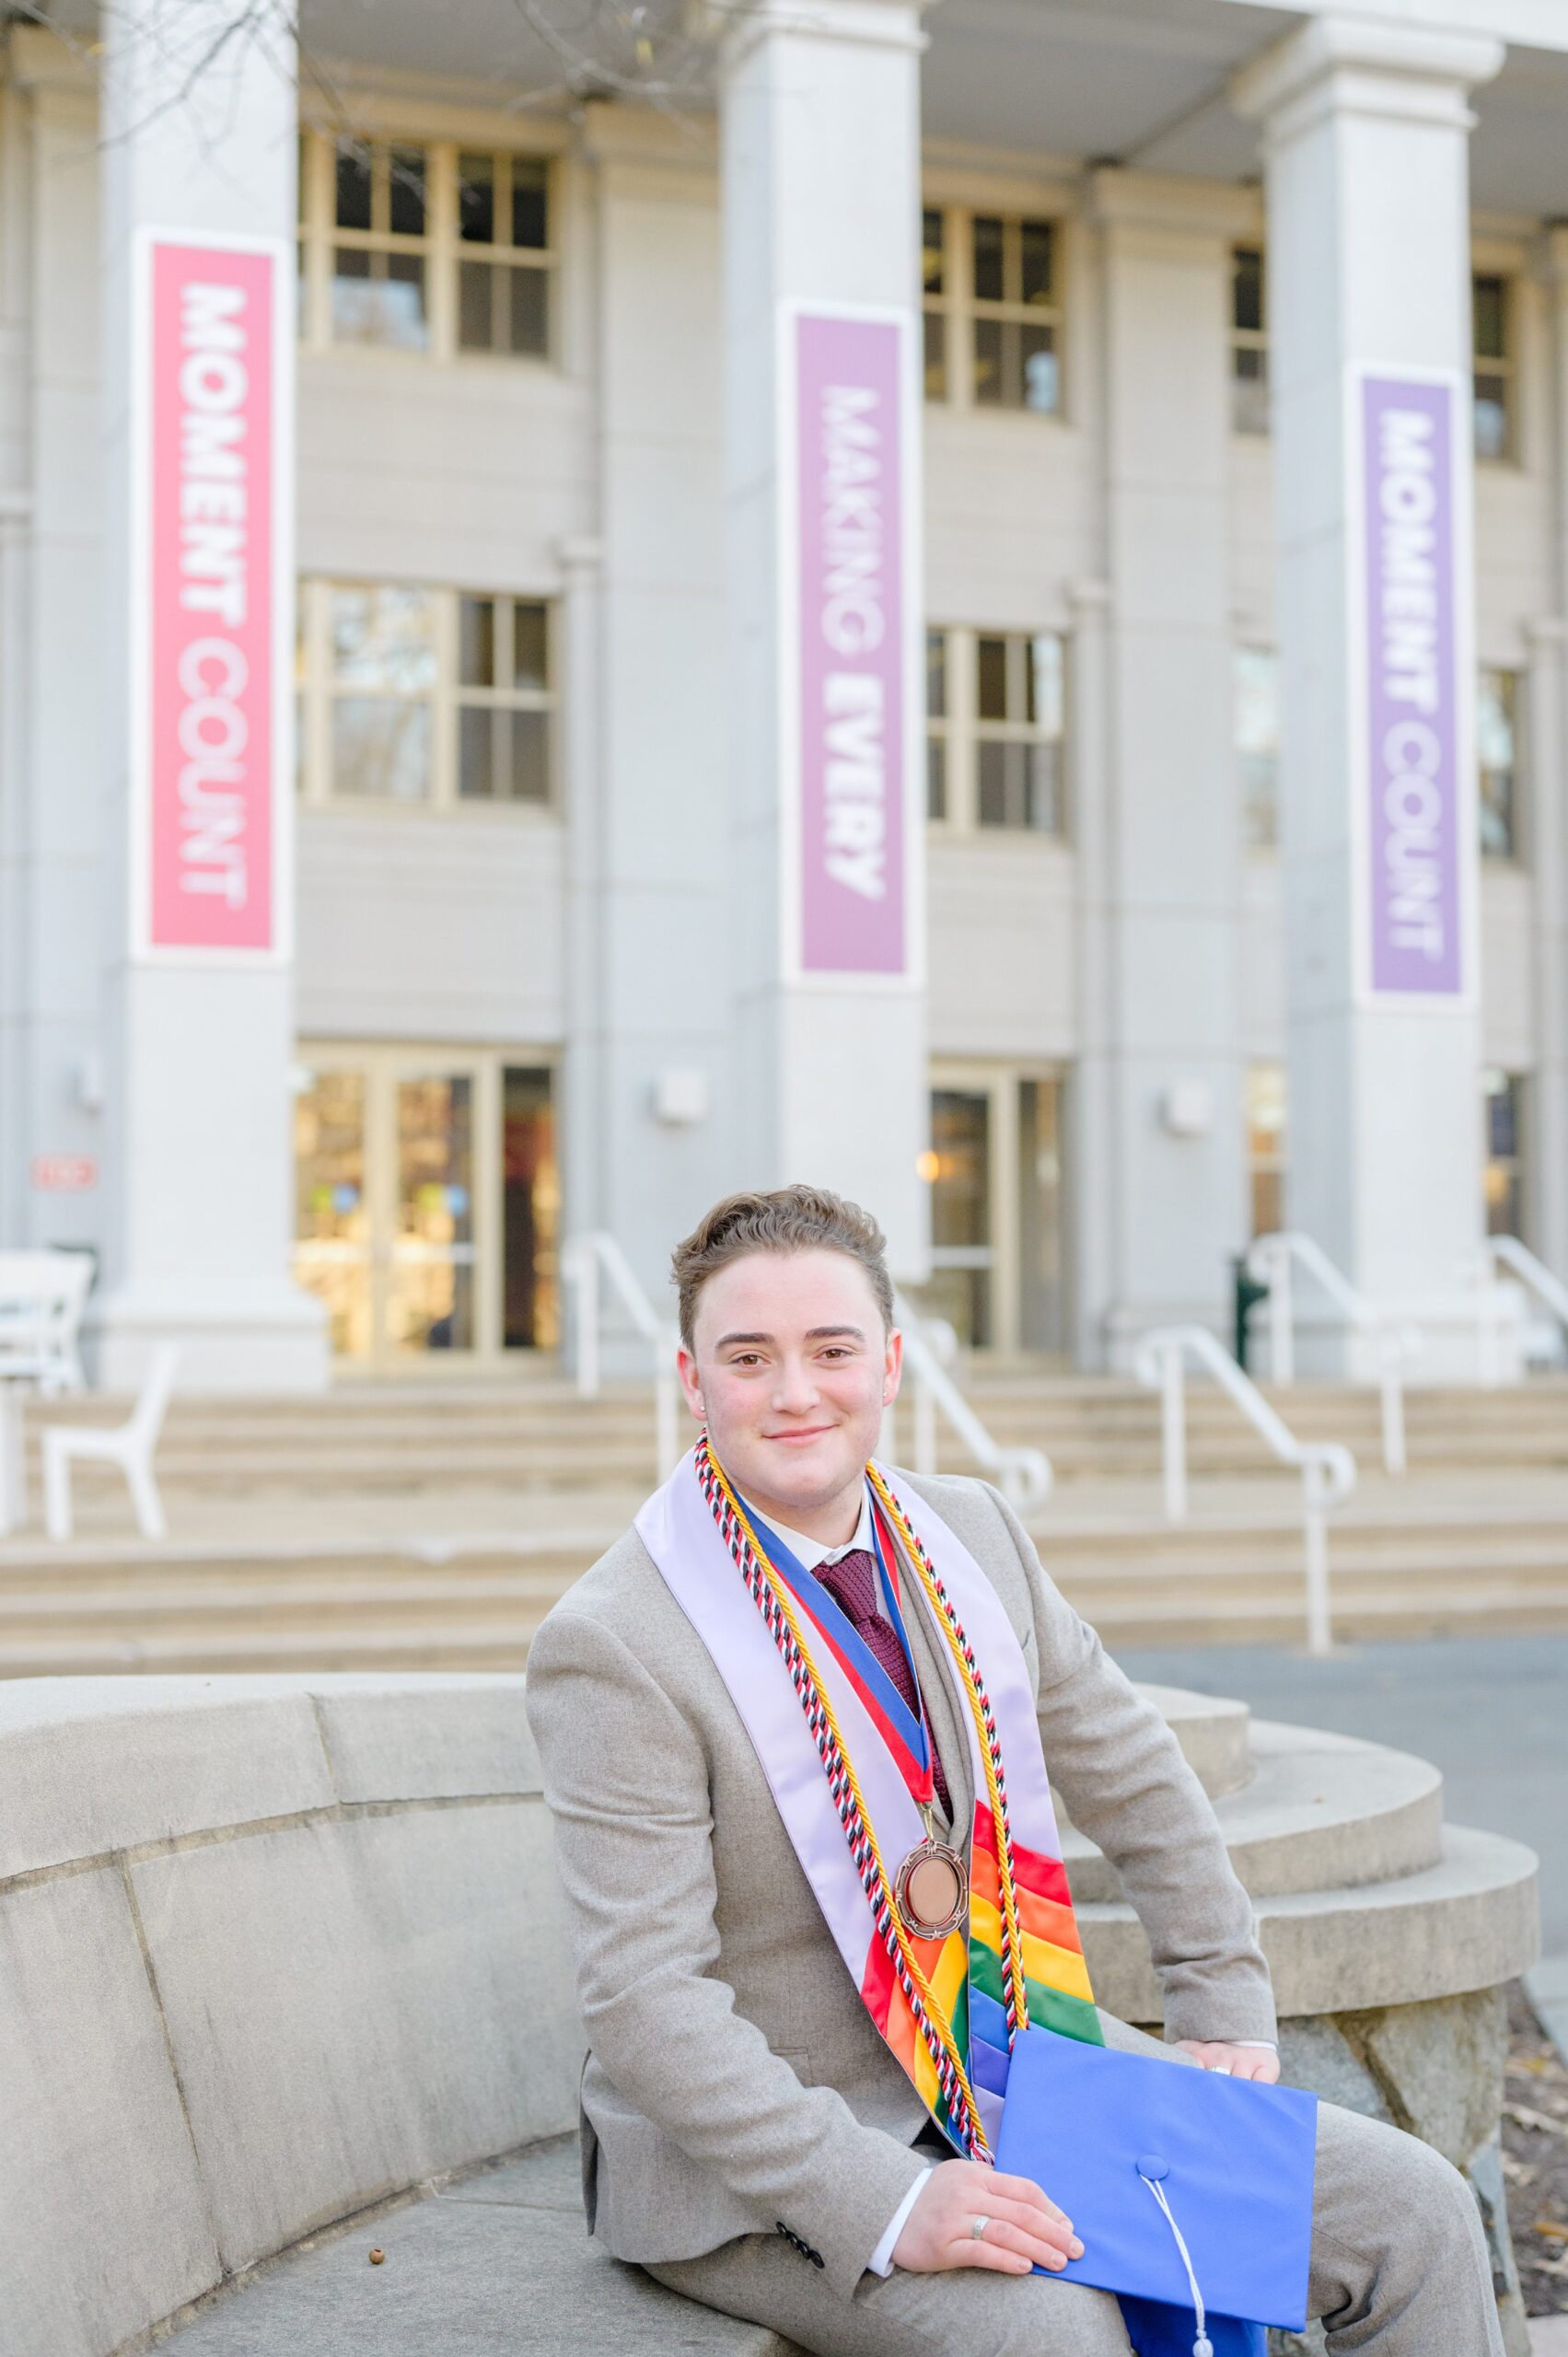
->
[[771, 1356, 820, 1412]]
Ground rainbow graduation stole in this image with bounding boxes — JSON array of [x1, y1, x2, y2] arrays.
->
[[635, 1443, 1101, 2160]]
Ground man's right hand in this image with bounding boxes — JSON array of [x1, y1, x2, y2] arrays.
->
[[890, 2158, 1084, 2276]]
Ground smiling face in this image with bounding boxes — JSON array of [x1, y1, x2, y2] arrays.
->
[[677, 1248, 902, 1544]]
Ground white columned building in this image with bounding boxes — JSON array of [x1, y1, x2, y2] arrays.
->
[[1236, 17, 1504, 1374], [94, 1, 326, 1388], [720, 0, 930, 1282]]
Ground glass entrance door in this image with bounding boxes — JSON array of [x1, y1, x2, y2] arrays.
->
[[294, 1044, 558, 1369], [919, 1064, 1068, 1356]]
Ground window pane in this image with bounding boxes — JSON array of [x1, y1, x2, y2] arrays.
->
[[512, 158, 550, 250], [332, 699, 432, 800], [1236, 645, 1279, 848], [459, 705, 497, 799], [459, 597, 496, 690], [331, 254, 425, 349], [459, 260, 494, 351], [294, 1067, 370, 1360], [334, 143, 372, 231], [388, 147, 425, 238], [458, 152, 495, 244], [507, 264, 549, 356], [1028, 633, 1063, 734], [1019, 219, 1052, 307], [972, 215, 1005, 305], [391, 1075, 474, 1354], [1233, 247, 1263, 334], [927, 738, 947, 821], [1473, 275, 1506, 361], [925, 629, 947, 719], [923, 312, 947, 402], [1017, 1077, 1065, 1353], [923, 208, 945, 296], [973, 317, 1005, 407], [978, 739, 1017, 827], [977, 636, 1007, 722], [1474, 377, 1509, 462], [1026, 741, 1063, 833], [1020, 323, 1058, 414], [513, 602, 549, 691], [1478, 668, 1516, 858], [331, 586, 436, 692], [503, 1066, 559, 1349], [1233, 345, 1270, 435], [509, 709, 551, 803]]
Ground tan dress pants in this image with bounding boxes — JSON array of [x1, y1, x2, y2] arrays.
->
[[643, 2015, 1505, 2357]]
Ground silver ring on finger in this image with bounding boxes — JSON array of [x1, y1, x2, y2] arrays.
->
[[971, 2214, 991, 2242], [1209, 2063, 1232, 2075]]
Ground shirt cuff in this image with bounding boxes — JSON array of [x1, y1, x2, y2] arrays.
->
[[868, 2168, 931, 2276]]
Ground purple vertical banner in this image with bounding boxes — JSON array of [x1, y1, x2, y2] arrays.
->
[[795, 311, 907, 976], [1361, 374, 1464, 995]]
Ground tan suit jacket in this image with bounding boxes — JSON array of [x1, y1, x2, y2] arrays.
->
[[523, 1470, 1276, 2301]]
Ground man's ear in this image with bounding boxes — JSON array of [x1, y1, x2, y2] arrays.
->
[[677, 1343, 705, 1420], [881, 1326, 903, 1406]]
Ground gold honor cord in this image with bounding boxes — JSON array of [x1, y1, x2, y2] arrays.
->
[[703, 1448, 992, 2154], [865, 1464, 1033, 2038]]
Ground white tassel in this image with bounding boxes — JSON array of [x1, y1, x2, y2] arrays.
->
[[1138, 2171, 1211, 2357]]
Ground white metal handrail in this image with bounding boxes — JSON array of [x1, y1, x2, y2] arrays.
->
[[1472, 1236, 1568, 1386], [1133, 1325, 1356, 1657], [889, 1293, 1052, 1516], [560, 1232, 681, 1480], [1244, 1231, 1418, 1476]]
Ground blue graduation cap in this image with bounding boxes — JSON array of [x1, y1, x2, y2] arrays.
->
[[993, 2029, 1318, 2357]]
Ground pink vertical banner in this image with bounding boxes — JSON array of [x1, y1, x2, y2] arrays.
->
[[794, 311, 909, 977], [141, 238, 284, 955]]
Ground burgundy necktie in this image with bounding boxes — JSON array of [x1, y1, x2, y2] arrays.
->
[[817, 1548, 950, 1816]]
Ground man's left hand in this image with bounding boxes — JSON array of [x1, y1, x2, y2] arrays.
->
[[1175, 2041, 1280, 2083]]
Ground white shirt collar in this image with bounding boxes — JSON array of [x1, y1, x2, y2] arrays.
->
[[740, 1485, 874, 1573]]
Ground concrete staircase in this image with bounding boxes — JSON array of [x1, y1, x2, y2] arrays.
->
[[1, 1373, 1565, 1675]]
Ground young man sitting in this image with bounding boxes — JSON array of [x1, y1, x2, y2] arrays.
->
[[525, 1185, 1502, 2356]]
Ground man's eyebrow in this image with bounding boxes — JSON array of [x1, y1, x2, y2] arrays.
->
[[711, 1324, 866, 1348]]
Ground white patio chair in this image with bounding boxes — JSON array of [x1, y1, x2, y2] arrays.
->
[[0, 1250, 94, 1393], [41, 1344, 179, 1541]]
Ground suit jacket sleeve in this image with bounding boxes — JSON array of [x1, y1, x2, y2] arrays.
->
[[982, 1483, 1278, 2048], [524, 1603, 928, 2296]]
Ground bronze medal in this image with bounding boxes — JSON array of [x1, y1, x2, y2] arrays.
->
[[894, 1809, 969, 1940]]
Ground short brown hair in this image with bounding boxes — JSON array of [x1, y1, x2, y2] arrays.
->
[[671, 1184, 894, 1351]]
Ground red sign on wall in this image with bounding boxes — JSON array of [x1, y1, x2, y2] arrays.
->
[[30, 1156, 98, 1192], [135, 234, 290, 959]]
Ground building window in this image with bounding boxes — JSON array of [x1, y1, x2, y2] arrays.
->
[[925, 627, 1067, 835], [1247, 1062, 1287, 1238], [1236, 646, 1278, 848], [1482, 1068, 1526, 1237], [925, 629, 949, 819], [1231, 247, 1268, 435], [298, 579, 556, 810], [1478, 667, 1520, 860], [922, 204, 1063, 416], [298, 133, 555, 362], [1473, 275, 1514, 462], [976, 633, 1064, 830]]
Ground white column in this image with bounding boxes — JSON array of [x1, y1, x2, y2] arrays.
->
[[1533, 226, 1568, 1279], [720, 0, 929, 1280], [94, 3, 325, 1388], [1235, 18, 1504, 1376], [1086, 172, 1245, 1367]]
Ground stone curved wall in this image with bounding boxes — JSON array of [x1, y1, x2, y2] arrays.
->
[[0, 1675, 581, 2357], [0, 1673, 1540, 2357]]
